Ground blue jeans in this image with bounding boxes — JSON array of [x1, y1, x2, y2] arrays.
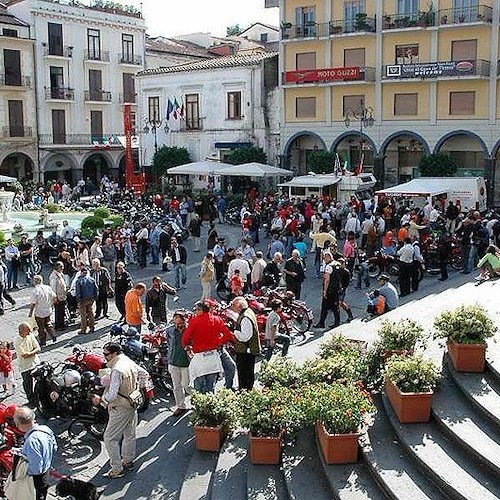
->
[[357, 263, 370, 288], [6, 260, 17, 289], [150, 244, 159, 265], [173, 263, 186, 288], [220, 348, 235, 389], [194, 373, 218, 393], [465, 245, 479, 273], [124, 240, 134, 264]]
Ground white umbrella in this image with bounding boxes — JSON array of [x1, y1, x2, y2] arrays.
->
[[217, 162, 293, 177], [0, 175, 17, 184], [166, 161, 233, 176]]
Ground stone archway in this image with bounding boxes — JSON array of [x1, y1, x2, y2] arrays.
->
[[380, 131, 430, 187], [43, 153, 77, 184], [282, 131, 327, 175], [0, 152, 35, 181], [82, 152, 112, 188], [118, 151, 140, 187], [331, 132, 376, 175]]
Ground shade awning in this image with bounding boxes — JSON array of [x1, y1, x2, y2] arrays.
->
[[279, 174, 341, 189], [166, 161, 233, 176], [376, 179, 451, 197], [0, 175, 17, 184], [218, 163, 293, 178]]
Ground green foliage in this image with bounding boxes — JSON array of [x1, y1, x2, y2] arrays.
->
[[306, 150, 335, 174], [226, 146, 267, 165], [81, 215, 104, 238], [433, 304, 497, 344], [189, 389, 239, 435], [238, 386, 301, 437], [94, 206, 111, 219], [0, 230, 6, 247], [385, 355, 440, 393], [226, 194, 244, 209], [106, 214, 124, 229], [226, 24, 241, 36], [152, 146, 191, 176], [300, 352, 365, 385], [317, 334, 363, 359], [44, 203, 61, 214], [418, 153, 457, 177], [377, 319, 426, 351], [258, 357, 300, 388], [298, 382, 374, 434]]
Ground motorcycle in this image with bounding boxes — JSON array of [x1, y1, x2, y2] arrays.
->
[[0, 435, 12, 498], [367, 250, 424, 283], [110, 324, 173, 394], [31, 362, 109, 440]]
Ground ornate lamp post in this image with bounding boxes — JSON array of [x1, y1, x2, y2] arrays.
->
[[343, 99, 375, 169], [143, 118, 169, 155]]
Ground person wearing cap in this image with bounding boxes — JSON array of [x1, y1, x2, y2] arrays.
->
[[166, 311, 190, 416], [377, 274, 399, 312]]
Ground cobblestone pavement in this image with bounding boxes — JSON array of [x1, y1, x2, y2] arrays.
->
[[0, 221, 477, 499]]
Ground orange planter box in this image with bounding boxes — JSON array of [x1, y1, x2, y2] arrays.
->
[[249, 433, 282, 465], [447, 340, 486, 373], [194, 425, 224, 452], [385, 380, 433, 423], [316, 422, 359, 464]]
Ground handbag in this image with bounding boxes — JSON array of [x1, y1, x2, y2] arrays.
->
[[106, 288, 115, 299], [119, 389, 142, 410], [5, 456, 36, 500]]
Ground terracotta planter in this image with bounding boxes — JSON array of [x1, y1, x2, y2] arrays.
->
[[382, 348, 414, 362], [194, 425, 224, 452], [249, 432, 282, 464], [385, 380, 433, 423], [316, 421, 359, 464], [447, 340, 486, 373]]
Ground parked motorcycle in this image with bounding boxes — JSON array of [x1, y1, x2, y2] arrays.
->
[[31, 362, 109, 440], [367, 250, 424, 282]]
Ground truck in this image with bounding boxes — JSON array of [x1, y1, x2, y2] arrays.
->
[[278, 173, 376, 203], [375, 177, 487, 213]]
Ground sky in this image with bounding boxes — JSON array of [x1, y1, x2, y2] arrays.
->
[[126, 0, 279, 37]]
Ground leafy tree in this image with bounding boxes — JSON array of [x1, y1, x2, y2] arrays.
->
[[152, 146, 191, 176], [306, 150, 335, 174], [226, 146, 267, 165], [226, 24, 241, 36], [418, 153, 458, 177]]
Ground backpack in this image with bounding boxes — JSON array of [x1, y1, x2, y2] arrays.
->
[[327, 265, 341, 293]]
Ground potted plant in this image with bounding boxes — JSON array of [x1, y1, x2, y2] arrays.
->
[[354, 12, 368, 31], [258, 357, 300, 388], [300, 352, 365, 386], [239, 386, 299, 464], [300, 382, 374, 464], [377, 319, 426, 361], [190, 389, 238, 452], [434, 305, 497, 372], [385, 355, 440, 423]]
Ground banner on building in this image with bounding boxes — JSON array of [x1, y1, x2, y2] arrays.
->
[[385, 60, 476, 79], [284, 67, 361, 84]]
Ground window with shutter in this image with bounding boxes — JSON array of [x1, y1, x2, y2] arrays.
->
[[344, 48, 365, 67], [343, 94, 364, 116], [451, 39, 477, 61], [296, 97, 316, 118], [8, 100, 23, 137], [52, 109, 66, 144], [122, 74, 135, 103], [3, 49, 21, 86], [90, 110, 103, 141], [296, 52, 316, 69], [48, 23, 63, 56], [449, 91, 475, 114], [394, 93, 418, 115]]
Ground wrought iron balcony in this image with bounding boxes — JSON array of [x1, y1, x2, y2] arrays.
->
[[2, 126, 32, 138], [118, 53, 142, 65], [180, 118, 203, 131], [438, 5, 492, 25], [382, 11, 436, 30], [43, 45, 73, 57], [84, 50, 110, 62], [383, 59, 490, 79], [84, 90, 112, 102], [328, 15, 376, 35], [281, 21, 324, 39], [39, 134, 123, 146], [45, 87, 74, 100], [0, 74, 31, 87]]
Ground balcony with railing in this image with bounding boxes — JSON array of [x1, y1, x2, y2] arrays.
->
[[84, 90, 112, 102], [39, 134, 123, 146], [2, 126, 32, 138], [118, 53, 142, 65], [382, 59, 490, 79], [0, 74, 31, 88], [119, 93, 136, 103], [382, 10, 436, 29], [84, 50, 110, 62], [328, 14, 376, 35], [45, 87, 74, 100], [43, 45, 73, 58], [180, 118, 203, 131], [438, 5, 492, 25], [283, 66, 376, 85]]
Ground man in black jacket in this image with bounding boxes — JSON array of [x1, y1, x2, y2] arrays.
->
[[313, 252, 341, 329], [189, 213, 202, 252], [168, 237, 187, 289], [159, 224, 171, 272]]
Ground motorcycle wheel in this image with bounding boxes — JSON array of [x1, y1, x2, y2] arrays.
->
[[85, 421, 106, 441], [367, 263, 381, 278], [34, 386, 56, 419], [289, 305, 312, 333], [216, 278, 230, 302], [450, 255, 464, 270], [280, 320, 305, 344], [33, 260, 42, 275]]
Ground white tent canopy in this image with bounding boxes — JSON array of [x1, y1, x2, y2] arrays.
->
[[0, 175, 17, 184], [376, 178, 455, 197], [279, 174, 341, 189], [166, 161, 233, 176], [218, 162, 293, 178]]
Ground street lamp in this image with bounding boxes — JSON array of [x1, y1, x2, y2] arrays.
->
[[343, 99, 375, 135], [143, 118, 169, 154]]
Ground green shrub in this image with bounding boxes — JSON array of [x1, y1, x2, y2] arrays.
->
[[317, 334, 364, 359], [378, 319, 426, 351], [81, 215, 104, 238], [94, 206, 111, 219], [190, 389, 239, 435], [385, 355, 440, 393], [258, 357, 300, 388], [45, 203, 61, 214], [106, 214, 124, 229], [300, 353, 365, 385], [0, 230, 6, 247]]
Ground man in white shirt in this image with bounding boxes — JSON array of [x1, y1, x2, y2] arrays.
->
[[61, 220, 75, 242], [14, 322, 41, 407], [250, 251, 267, 291], [397, 238, 414, 297], [429, 206, 441, 229], [29, 275, 57, 346], [136, 223, 149, 269], [227, 251, 251, 291]]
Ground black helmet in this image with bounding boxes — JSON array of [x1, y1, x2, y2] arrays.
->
[[80, 371, 97, 385]]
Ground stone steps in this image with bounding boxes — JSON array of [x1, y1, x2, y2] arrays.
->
[[382, 392, 500, 500]]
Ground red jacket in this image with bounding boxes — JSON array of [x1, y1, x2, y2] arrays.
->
[[182, 313, 233, 353], [0, 350, 13, 377]]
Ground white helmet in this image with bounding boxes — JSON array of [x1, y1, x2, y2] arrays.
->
[[63, 369, 81, 387]]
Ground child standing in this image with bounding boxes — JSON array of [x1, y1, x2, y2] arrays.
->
[[230, 269, 243, 298], [0, 341, 14, 395]]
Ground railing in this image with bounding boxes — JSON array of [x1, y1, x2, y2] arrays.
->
[[2, 126, 32, 138], [438, 5, 492, 25], [119, 93, 136, 103], [0, 74, 31, 87], [45, 87, 74, 100], [84, 50, 110, 62], [39, 134, 123, 146], [84, 90, 112, 102], [180, 118, 203, 131], [43, 46, 73, 57], [328, 15, 376, 35], [118, 53, 142, 65], [382, 11, 436, 29], [382, 59, 490, 79]]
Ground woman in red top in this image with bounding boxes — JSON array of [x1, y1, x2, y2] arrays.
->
[[0, 341, 14, 395]]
